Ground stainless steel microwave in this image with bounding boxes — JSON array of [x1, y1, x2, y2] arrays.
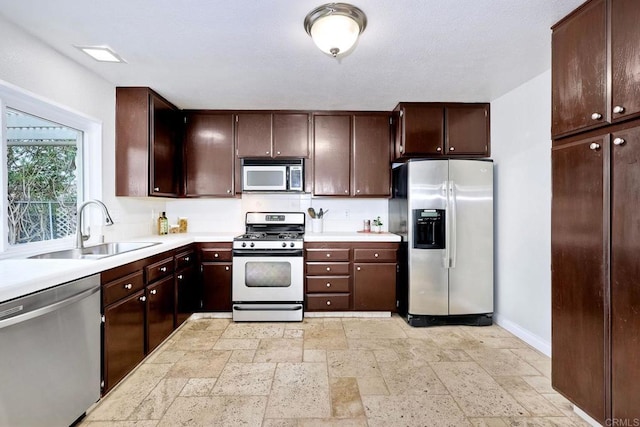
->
[[242, 159, 304, 192]]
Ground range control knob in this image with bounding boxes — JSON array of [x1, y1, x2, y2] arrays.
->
[[290, 242, 295, 248], [242, 242, 247, 248], [250, 242, 255, 248], [282, 242, 287, 248]]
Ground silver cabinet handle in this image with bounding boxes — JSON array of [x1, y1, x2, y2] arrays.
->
[[214, 253, 219, 258], [357, 266, 361, 271], [344, 190, 349, 194], [449, 147, 455, 151], [266, 151, 270, 155], [374, 253, 379, 258], [436, 147, 442, 152], [326, 253, 331, 258], [150, 289, 157, 295], [326, 282, 331, 287], [160, 267, 167, 272], [276, 151, 281, 155], [153, 187, 160, 192], [356, 189, 360, 193], [326, 267, 331, 271], [326, 301, 331, 306], [613, 105, 625, 114], [227, 189, 232, 194], [124, 283, 132, 290], [591, 112, 602, 120], [177, 274, 183, 280], [139, 296, 147, 302], [185, 256, 190, 262], [613, 137, 626, 146], [590, 142, 601, 150], [225, 266, 230, 271]]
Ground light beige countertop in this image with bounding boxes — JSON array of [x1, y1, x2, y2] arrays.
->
[[0, 231, 401, 302]]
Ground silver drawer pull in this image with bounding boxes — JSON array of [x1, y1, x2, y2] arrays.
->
[[184, 256, 190, 262], [326, 301, 331, 306], [214, 253, 219, 258], [124, 283, 132, 290], [177, 274, 183, 280], [589, 142, 600, 151], [613, 137, 626, 146], [326, 253, 331, 258], [357, 266, 361, 271], [613, 105, 625, 114], [153, 187, 160, 192], [150, 289, 157, 295], [591, 112, 602, 120], [139, 296, 146, 302], [326, 267, 331, 271], [160, 267, 167, 272], [326, 283, 331, 287], [225, 266, 230, 271], [374, 253, 379, 257]]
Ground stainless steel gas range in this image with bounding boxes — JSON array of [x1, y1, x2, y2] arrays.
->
[[232, 212, 305, 322]]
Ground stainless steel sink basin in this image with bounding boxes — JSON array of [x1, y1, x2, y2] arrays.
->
[[29, 242, 160, 260]]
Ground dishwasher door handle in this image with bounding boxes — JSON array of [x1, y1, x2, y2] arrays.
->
[[0, 285, 100, 329]]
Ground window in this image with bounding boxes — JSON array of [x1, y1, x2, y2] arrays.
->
[[6, 109, 83, 245], [1, 80, 103, 255]]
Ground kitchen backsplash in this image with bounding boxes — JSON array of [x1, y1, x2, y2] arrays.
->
[[163, 194, 389, 234]]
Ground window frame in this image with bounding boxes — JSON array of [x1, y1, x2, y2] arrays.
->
[[0, 80, 103, 257]]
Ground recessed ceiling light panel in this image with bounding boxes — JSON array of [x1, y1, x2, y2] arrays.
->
[[75, 46, 125, 63]]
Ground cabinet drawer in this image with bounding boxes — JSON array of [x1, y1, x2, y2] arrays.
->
[[306, 262, 350, 276], [307, 276, 350, 293], [103, 271, 145, 306], [306, 248, 350, 262], [175, 250, 195, 269], [200, 248, 232, 262], [353, 248, 397, 262], [306, 293, 350, 311], [145, 257, 174, 283]]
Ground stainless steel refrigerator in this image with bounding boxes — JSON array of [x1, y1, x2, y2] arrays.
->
[[389, 159, 494, 327]]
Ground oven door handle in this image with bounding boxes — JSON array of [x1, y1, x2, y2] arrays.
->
[[233, 305, 302, 311], [232, 249, 304, 257]]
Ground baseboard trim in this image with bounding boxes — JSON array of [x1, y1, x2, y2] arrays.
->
[[573, 406, 602, 427], [493, 313, 551, 357]]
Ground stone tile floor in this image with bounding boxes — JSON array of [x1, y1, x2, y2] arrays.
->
[[81, 315, 590, 426]]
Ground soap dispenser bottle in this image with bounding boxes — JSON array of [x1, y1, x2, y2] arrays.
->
[[158, 212, 169, 235]]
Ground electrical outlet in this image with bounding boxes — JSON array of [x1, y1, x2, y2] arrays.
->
[[344, 209, 350, 219]]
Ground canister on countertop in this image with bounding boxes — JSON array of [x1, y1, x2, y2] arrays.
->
[[178, 217, 188, 233], [363, 219, 371, 232]]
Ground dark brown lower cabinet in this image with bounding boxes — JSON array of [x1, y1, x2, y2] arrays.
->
[[176, 265, 197, 325], [353, 263, 397, 311], [552, 120, 640, 424], [146, 275, 175, 353], [201, 262, 232, 311], [103, 290, 146, 393]]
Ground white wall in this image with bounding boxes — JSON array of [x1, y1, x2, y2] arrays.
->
[[0, 15, 165, 242], [491, 70, 552, 355]]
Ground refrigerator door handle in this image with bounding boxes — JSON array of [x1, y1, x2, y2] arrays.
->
[[443, 180, 451, 268], [449, 180, 457, 268]]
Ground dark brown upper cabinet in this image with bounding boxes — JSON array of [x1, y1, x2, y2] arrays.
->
[[183, 112, 235, 197], [552, 0, 640, 138], [116, 87, 181, 197], [313, 113, 391, 197], [236, 112, 310, 158], [393, 102, 490, 160]]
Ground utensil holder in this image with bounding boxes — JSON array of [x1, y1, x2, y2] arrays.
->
[[311, 218, 323, 233]]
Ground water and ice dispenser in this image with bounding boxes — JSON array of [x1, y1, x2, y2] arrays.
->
[[413, 209, 445, 249]]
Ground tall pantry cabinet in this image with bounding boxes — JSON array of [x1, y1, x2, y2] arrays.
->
[[551, 0, 640, 424]]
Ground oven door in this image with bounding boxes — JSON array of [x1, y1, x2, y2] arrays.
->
[[232, 250, 304, 302]]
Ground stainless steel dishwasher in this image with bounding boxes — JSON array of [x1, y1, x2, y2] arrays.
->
[[0, 274, 101, 426]]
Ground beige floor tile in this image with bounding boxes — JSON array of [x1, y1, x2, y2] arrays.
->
[[144, 348, 186, 364], [228, 348, 256, 362], [304, 327, 348, 350], [421, 327, 481, 350], [356, 376, 389, 396], [129, 378, 188, 420], [179, 378, 217, 396], [298, 418, 368, 426], [363, 394, 471, 427], [164, 349, 231, 378], [466, 348, 541, 377], [493, 377, 564, 417], [81, 421, 159, 427], [304, 349, 327, 362], [522, 376, 556, 394], [327, 349, 381, 378], [372, 348, 399, 362], [265, 362, 331, 419], [431, 361, 529, 417], [157, 395, 267, 426], [204, 318, 232, 331], [342, 318, 407, 339], [379, 359, 448, 395], [391, 337, 444, 363], [254, 338, 304, 363], [540, 393, 576, 418], [346, 338, 397, 350], [468, 417, 510, 426], [211, 362, 276, 395], [163, 329, 221, 351], [263, 419, 300, 427], [509, 348, 552, 378], [504, 416, 589, 426], [284, 329, 304, 338], [329, 377, 365, 418], [221, 322, 285, 338], [212, 337, 260, 350]]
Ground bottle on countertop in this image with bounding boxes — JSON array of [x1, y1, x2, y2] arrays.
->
[[158, 211, 169, 235]]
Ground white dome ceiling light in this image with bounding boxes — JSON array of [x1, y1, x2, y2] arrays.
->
[[304, 3, 367, 58]]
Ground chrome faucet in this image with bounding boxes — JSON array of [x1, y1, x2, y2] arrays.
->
[[76, 200, 115, 249]]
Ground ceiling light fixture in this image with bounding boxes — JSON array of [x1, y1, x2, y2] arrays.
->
[[304, 3, 367, 58], [75, 46, 125, 63]]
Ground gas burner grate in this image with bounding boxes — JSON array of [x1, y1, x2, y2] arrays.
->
[[278, 233, 303, 240]]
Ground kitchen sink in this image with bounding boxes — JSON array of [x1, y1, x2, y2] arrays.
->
[[29, 242, 160, 260]]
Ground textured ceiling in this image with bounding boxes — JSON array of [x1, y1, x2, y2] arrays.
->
[[0, 0, 584, 110]]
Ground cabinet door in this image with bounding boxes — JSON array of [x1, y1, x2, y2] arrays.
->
[[610, 0, 640, 123], [313, 115, 351, 196], [445, 105, 489, 156], [551, 136, 607, 423], [273, 113, 309, 158], [352, 114, 391, 196], [176, 266, 198, 327], [353, 263, 396, 311], [103, 290, 146, 393], [236, 113, 272, 157], [184, 113, 235, 196], [147, 275, 175, 353], [150, 94, 180, 196], [201, 262, 232, 311], [551, 0, 607, 137], [399, 104, 444, 156], [611, 126, 640, 420]]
